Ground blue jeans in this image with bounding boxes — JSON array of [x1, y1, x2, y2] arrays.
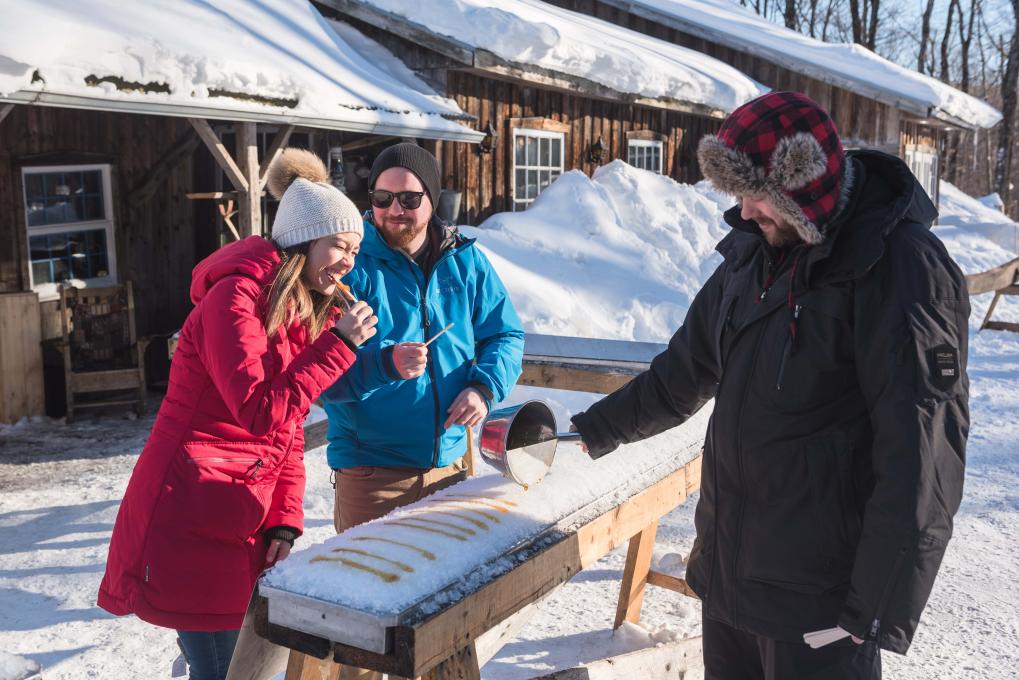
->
[[177, 629, 240, 680]]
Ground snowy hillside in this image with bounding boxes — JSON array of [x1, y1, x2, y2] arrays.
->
[[469, 160, 730, 342]]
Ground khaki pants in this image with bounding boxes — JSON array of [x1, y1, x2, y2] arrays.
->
[[332, 460, 468, 680], [333, 460, 469, 532]]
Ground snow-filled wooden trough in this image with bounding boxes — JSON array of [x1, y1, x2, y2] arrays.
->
[[256, 334, 707, 678]]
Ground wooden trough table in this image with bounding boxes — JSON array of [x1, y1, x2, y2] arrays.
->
[[259, 334, 705, 680]]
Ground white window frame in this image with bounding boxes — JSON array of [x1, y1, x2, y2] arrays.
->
[[512, 128, 565, 211], [22, 163, 117, 301], [904, 144, 939, 204], [627, 139, 664, 174]]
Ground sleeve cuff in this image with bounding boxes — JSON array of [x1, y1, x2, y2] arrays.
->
[[328, 326, 358, 352], [263, 525, 300, 546], [468, 381, 494, 402], [382, 345, 401, 381]]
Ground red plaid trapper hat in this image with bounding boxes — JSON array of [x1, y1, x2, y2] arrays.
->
[[697, 92, 850, 244]]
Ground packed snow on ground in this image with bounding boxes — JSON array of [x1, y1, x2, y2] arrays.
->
[[2, 168, 1018, 679], [360, 0, 766, 112]]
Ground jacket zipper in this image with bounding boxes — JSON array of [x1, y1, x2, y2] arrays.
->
[[404, 246, 463, 469], [185, 456, 262, 479], [868, 546, 908, 641], [775, 304, 801, 391]]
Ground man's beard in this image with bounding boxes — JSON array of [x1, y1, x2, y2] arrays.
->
[[379, 217, 427, 250], [759, 218, 801, 248]]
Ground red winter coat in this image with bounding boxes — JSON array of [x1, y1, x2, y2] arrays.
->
[[98, 236, 355, 631]]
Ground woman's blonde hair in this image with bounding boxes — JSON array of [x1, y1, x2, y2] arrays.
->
[[264, 241, 338, 340]]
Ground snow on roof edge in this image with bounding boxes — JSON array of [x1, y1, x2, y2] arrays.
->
[[616, 0, 1002, 130]]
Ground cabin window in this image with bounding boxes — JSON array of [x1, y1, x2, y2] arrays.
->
[[22, 164, 117, 300], [512, 128, 564, 211], [904, 144, 939, 203], [627, 139, 663, 174]]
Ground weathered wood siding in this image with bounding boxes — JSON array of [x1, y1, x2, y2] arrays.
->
[[0, 105, 198, 338], [434, 71, 721, 223]]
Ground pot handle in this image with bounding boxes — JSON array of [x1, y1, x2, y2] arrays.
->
[[556, 431, 584, 441]]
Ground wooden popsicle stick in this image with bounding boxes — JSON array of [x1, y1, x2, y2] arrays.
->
[[423, 322, 455, 346]]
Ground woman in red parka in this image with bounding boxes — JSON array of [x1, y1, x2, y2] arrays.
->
[[98, 148, 377, 680]]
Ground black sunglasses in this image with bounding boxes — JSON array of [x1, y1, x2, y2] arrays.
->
[[369, 189, 425, 210]]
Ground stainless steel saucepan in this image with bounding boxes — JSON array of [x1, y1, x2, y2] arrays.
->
[[478, 400, 582, 487]]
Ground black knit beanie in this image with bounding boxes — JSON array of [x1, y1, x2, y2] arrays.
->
[[368, 143, 441, 212]]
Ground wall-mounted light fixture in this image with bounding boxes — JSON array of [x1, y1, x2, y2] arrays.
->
[[588, 135, 606, 164], [479, 121, 498, 154]]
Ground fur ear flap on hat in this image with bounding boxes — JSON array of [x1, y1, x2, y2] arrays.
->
[[769, 133, 829, 191], [267, 148, 329, 200]]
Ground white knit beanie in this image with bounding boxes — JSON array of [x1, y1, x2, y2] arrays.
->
[[267, 148, 363, 248]]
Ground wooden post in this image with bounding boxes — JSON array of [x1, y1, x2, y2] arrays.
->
[[614, 521, 659, 629], [421, 642, 481, 680], [284, 652, 339, 680], [237, 122, 262, 237]]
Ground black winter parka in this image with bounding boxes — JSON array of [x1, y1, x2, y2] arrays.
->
[[572, 150, 969, 654]]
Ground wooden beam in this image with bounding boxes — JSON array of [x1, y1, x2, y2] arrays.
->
[[188, 117, 248, 191], [237, 122, 262, 237], [965, 256, 1019, 295], [421, 642, 481, 680], [645, 570, 698, 599], [518, 363, 635, 395], [342, 135, 400, 152], [614, 521, 659, 629], [0, 103, 15, 126], [259, 124, 296, 191], [186, 191, 240, 200]]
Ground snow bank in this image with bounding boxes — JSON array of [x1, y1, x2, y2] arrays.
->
[[630, 0, 1001, 128], [469, 161, 731, 343], [361, 0, 766, 112], [0, 1, 476, 138], [0, 652, 39, 680], [935, 181, 1019, 275]]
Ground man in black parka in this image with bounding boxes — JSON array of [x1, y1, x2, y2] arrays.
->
[[571, 92, 969, 680]]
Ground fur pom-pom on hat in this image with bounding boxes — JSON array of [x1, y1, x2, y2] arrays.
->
[[267, 148, 329, 200], [267, 148, 363, 248]]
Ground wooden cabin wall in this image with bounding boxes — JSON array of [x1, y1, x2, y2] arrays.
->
[[435, 71, 721, 224], [0, 105, 198, 339], [547, 0, 902, 154]]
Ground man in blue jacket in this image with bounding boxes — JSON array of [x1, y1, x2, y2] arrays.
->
[[321, 143, 524, 533]]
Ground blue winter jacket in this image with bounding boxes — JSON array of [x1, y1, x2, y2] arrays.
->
[[321, 217, 524, 469]]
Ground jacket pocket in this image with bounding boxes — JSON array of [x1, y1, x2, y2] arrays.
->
[[740, 432, 856, 594], [174, 442, 271, 541], [140, 443, 270, 616]]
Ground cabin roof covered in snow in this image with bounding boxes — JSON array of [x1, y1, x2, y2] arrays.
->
[[0, 0, 482, 142], [324, 0, 768, 117], [595, 0, 1001, 129]]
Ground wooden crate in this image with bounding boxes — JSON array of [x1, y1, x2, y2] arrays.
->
[[0, 292, 45, 423]]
